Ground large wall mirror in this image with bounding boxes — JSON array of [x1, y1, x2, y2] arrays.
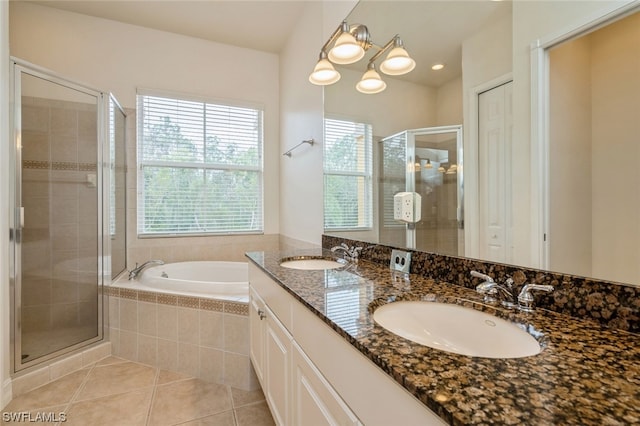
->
[[324, 0, 640, 288]]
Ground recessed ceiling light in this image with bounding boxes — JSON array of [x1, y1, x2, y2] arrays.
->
[[431, 64, 445, 71]]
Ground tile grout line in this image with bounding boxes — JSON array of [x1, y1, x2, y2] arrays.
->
[[144, 366, 161, 426], [228, 384, 240, 426], [54, 359, 100, 426]]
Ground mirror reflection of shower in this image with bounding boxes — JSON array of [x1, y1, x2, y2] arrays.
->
[[380, 125, 463, 255]]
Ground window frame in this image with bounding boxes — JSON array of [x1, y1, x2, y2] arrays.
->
[[136, 89, 264, 237], [323, 115, 374, 232]]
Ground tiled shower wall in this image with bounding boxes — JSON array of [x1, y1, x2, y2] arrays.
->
[[20, 96, 99, 360]]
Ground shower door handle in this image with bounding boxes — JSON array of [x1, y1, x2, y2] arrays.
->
[[11, 207, 24, 243]]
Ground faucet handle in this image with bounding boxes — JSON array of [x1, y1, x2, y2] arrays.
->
[[470, 270, 494, 283], [517, 284, 554, 312]]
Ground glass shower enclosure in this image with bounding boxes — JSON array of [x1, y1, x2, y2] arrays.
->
[[9, 59, 109, 371], [379, 125, 464, 255]]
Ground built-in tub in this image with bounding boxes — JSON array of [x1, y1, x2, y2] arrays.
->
[[120, 261, 248, 302], [107, 260, 257, 390]]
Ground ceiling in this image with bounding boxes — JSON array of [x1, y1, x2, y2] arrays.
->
[[24, 0, 308, 53], [19, 0, 511, 88], [344, 0, 512, 87]]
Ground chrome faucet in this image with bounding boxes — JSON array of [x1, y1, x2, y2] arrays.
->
[[331, 243, 363, 263], [128, 260, 164, 280], [471, 271, 517, 308], [517, 284, 554, 312]]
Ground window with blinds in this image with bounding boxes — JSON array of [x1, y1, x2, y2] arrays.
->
[[137, 92, 263, 236], [323, 118, 372, 230]]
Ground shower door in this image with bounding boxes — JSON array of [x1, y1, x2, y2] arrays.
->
[[379, 125, 463, 255], [11, 61, 104, 371]]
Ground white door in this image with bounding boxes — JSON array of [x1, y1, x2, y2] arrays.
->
[[478, 82, 513, 262]]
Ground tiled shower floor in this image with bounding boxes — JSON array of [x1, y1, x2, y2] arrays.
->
[[2, 356, 275, 426]]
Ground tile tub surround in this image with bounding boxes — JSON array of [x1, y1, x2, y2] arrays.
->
[[246, 249, 640, 426], [106, 285, 259, 391], [322, 235, 640, 333]]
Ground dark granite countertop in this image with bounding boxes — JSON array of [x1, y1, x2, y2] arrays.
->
[[246, 249, 640, 426]]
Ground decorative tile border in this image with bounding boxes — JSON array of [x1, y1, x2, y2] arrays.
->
[[23, 160, 97, 171], [137, 290, 157, 303], [224, 301, 249, 316], [107, 285, 248, 316], [322, 235, 640, 333]]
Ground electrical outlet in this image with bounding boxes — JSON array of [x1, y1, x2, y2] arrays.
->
[[390, 249, 411, 273]]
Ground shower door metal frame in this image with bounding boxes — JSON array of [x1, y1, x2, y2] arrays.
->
[[9, 58, 106, 373], [381, 125, 463, 251], [406, 125, 464, 252]]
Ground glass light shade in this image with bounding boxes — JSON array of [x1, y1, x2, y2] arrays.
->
[[425, 159, 433, 169], [380, 47, 416, 75], [437, 166, 445, 173], [328, 32, 365, 65], [356, 68, 386, 94], [309, 59, 340, 85]]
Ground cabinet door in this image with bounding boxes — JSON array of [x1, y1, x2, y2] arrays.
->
[[249, 287, 266, 384], [292, 342, 360, 426], [265, 307, 292, 426]]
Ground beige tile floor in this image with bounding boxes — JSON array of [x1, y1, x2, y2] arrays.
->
[[2, 356, 275, 426]]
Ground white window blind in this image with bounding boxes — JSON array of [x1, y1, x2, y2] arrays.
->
[[137, 93, 263, 236], [323, 118, 372, 230]]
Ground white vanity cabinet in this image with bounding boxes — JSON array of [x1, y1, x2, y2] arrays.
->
[[248, 263, 445, 426], [291, 341, 361, 425], [250, 288, 292, 425]]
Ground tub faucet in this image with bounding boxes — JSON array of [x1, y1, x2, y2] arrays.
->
[[471, 271, 517, 308], [331, 243, 363, 262], [128, 260, 164, 280]]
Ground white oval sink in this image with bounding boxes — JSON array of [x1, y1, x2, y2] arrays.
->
[[280, 257, 346, 270], [373, 301, 541, 358]]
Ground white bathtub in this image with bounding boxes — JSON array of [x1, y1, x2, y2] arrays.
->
[[125, 261, 248, 302]]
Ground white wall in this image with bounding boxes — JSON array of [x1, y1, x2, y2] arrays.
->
[[9, 2, 281, 258], [278, 2, 325, 247], [1, 0, 12, 409], [278, 0, 358, 247], [436, 76, 463, 126], [325, 68, 438, 138]]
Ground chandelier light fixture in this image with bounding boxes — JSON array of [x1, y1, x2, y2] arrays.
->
[[308, 20, 416, 94]]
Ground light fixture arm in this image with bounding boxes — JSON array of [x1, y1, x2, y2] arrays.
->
[[319, 21, 371, 58], [321, 20, 350, 53], [368, 35, 400, 65]]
